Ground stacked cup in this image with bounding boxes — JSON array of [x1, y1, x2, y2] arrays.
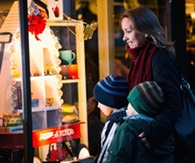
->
[[60, 49, 78, 79]]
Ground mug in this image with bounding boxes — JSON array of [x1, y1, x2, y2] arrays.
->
[[60, 50, 76, 65], [60, 65, 70, 79], [69, 64, 78, 79]]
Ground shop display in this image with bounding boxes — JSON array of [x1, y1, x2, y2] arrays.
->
[[0, 113, 23, 133], [2, 113, 21, 127], [0, 1, 88, 162], [10, 64, 20, 77], [59, 104, 79, 123], [9, 27, 63, 113], [47, 19, 88, 145], [11, 81, 22, 110], [0, 122, 86, 162]]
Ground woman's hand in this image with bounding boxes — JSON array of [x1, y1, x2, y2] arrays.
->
[[139, 132, 151, 148]]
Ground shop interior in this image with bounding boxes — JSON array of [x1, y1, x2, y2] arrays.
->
[[0, 0, 194, 162]]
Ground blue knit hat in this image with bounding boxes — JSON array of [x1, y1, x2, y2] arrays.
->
[[93, 75, 129, 109], [127, 81, 164, 117]]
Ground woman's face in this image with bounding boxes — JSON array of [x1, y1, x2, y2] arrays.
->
[[121, 17, 145, 49], [98, 102, 113, 116]]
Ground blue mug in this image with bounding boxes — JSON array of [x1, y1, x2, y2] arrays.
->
[[60, 50, 76, 65]]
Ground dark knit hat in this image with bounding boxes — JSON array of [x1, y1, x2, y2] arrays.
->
[[127, 81, 164, 117], [93, 75, 129, 109]]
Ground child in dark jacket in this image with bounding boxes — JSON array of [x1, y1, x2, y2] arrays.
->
[[93, 75, 129, 163], [107, 81, 175, 163]]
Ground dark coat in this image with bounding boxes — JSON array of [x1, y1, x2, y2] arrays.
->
[[107, 115, 175, 163], [106, 49, 181, 162], [142, 49, 182, 146]]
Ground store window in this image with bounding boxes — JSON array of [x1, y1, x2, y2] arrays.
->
[[0, 0, 191, 162], [0, 0, 94, 162]]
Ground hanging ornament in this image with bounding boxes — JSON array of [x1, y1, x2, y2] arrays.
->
[[28, 1, 46, 40], [53, 0, 60, 17]]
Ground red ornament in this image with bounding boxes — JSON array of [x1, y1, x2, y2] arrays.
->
[[54, 5, 59, 17], [28, 12, 46, 40], [52, 0, 60, 17]]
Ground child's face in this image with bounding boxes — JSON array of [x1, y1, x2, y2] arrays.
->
[[126, 103, 137, 116], [98, 102, 113, 116]]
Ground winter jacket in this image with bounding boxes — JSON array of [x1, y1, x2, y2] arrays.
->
[[142, 49, 182, 146], [107, 114, 175, 163], [96, 108, 126, 163]]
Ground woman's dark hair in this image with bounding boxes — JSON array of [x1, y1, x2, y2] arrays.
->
[[121, 6, 175, 58]]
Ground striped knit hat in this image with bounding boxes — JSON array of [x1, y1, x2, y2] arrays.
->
[[127, 81, 164, 117], [93, 75, 129, 109]]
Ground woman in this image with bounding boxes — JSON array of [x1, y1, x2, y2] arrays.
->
[[120, 6, 182, 158]]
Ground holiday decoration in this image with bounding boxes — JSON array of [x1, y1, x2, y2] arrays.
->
[[28, 1, 46, 40]]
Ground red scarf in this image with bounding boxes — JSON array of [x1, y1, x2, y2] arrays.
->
[[127, 42, 157, 91]]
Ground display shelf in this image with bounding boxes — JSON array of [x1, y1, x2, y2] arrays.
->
[[47, 19, 88, 147], [11, 75, 62, 110], [47, 19, 83, 26], [61, 79, 80, 84], [16, 107, 59, 113], [9, 23, 63, 132], [8, 18, 87, 161], [17, 107, 60, 130]]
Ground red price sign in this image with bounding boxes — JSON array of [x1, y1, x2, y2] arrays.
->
[[32, 122, 84, 148]]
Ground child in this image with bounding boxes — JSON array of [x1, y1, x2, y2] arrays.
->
[[107, 81, 175, 163], [93, 75, 129, 163]]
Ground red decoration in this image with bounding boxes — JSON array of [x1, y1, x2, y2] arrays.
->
[[0, 122, 84, 150], [53, 5, 60, 17], [32, 122, 84, 148], [28, 11, 46, 41]]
